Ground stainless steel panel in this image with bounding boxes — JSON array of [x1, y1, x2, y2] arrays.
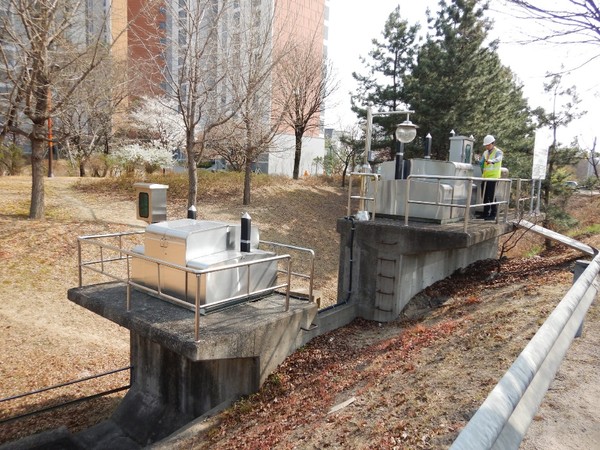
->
[[373, 159, 474, 222], [131, 219, 276, 307], [374, 179, 458, 220], [187, 250, 278, 305]]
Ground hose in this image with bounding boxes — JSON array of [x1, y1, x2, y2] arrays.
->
[[319, 216, 356, 312]]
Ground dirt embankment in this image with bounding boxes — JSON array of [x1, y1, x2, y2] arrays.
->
[[1, 176, 599, 449]]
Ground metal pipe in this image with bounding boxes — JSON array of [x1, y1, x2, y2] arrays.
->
[[1, 385, 131, 425], [364, 107, 373, 166], [100, 247, 104, 274], [246, 262, 251, 296], [0, 366, 131, 404], [77, 240, 83, 287], [530, 180, 536, 214], [464, 178, 473, 232], [285, 260, 291, 311], [195, 274, 201, 341], [394, 142, 404, 179], [404, 177, 412, 226], [241, 212, 251, 252]]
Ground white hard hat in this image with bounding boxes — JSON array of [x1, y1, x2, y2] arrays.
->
[[483, 135, 495, 146]]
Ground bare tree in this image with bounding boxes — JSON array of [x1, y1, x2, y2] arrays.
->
[[505, 1, 600, 50], [0, 0, 128, 218], [133, 0, 248, 210], [223, 2, 293, 205], [534, 73, 585, 209], [584, 137, 599, 180], [331, 125, 365, 187], [58, 58, 130, 176], [276, 42, 338, 180]]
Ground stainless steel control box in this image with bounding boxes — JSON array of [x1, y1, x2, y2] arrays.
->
[[134, 183, 168, 224], [131, 219, 277, 306]]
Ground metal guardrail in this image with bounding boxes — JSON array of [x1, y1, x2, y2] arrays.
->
[[76, 233, 315, 341], [346, 173, 539, 229], [451, 249, 600, 449], [404, 175, 515, 231], [0, 367, 131, 425]]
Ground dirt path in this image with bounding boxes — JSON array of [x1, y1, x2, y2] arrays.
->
[[45, 176, 145, 227]]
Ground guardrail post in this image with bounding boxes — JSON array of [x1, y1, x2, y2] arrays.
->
[[573, 259, 590, 338]]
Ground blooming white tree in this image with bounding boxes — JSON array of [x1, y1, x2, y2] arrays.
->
[[129, 97, 186, 157], [112, 143, 174, 174]]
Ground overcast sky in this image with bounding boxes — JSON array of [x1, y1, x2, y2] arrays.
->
[[326, 0, 600, 149]]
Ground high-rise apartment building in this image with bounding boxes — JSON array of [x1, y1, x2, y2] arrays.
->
[[127, 0, 329, 177]]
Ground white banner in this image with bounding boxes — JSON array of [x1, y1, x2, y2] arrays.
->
[[532, 129, 551, 180]]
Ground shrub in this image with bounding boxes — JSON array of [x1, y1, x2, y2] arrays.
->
[[581, 176, 600, 190], [0, 143, 25, 175]]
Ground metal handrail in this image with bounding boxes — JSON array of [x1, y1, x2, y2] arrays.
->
[[77, 233, 315, 341], [403, 175, 538, 231], [345, 172, 539, 229], [0, 367, 131, 425], [260, 240, 316, 303], [347, 172, 380, 220]]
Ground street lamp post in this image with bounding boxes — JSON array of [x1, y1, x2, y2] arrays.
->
[[364, 106, 418, 179]]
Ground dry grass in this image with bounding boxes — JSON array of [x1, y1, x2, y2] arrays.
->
[[1, 172, 599, 448]]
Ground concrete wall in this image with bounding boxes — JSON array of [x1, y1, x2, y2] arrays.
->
[[108, 333, 259, 444], [335, 217, 501, 323]]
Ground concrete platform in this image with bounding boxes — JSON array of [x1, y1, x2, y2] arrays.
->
[[65, 284, 318, 445], [68, 282, 316, 364]]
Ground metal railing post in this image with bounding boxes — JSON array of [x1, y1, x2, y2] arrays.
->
[[77, 239, 83, 287], [195, 274, 201, 342], [285, 259, 291, 311], [404, 177, 411, 226], [464, 178, 473, 232]]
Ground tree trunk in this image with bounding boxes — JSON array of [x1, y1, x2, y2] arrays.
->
[[243, 158, 252, 206], [79, 161, 86, 177], [543, 159, 554, 250], [293, 131, 302, 180], [29, 123, 46, 219], [187, 155, 198, 210], [186, 125, 200, 210]]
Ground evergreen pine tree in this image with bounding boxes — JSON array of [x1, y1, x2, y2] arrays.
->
[[404, 0, 535, 164], [351, 6, 420, 160]]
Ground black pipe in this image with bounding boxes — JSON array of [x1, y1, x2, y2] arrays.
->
[[241, 212, 251, 252], [394, 141, 404, 179], [319, 216, 355, 312], [187, 205, 197, 219]]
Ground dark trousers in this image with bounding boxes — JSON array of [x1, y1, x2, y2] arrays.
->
[[482, 180, 497, 217]]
